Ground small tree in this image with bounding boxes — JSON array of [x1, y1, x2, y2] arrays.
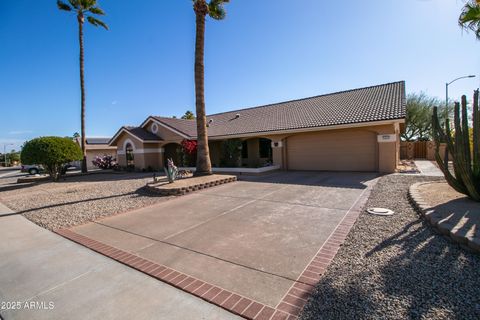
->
[[181, 111, 196, 120], [220, 139, 242, 167], [402, 93, 450, 141], [21, 137, 82, 181], [9, 151, 20, 164]]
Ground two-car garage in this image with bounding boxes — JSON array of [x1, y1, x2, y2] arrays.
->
[[285, 129, 378, 172]]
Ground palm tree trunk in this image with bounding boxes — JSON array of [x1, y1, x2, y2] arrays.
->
[[78, 14, 88, 173], [194, 1, 212, 176]]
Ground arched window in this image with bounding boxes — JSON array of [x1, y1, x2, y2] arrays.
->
[[125, 143, 134, 167]]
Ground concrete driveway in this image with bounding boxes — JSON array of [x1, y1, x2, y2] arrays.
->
[[69, 171, 378, 318], [0, 208, 239, 320]]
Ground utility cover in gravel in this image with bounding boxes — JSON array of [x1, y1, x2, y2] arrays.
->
[[300, 175, 480, 320]]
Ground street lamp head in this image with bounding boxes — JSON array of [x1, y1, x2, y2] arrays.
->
[[447, 75, 477, 86]]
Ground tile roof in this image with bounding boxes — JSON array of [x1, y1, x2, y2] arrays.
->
[[152, 117, 198, 138], [152, 81, 406, 139], [85, 137, 111, 145], [124, 126, 162, 141]]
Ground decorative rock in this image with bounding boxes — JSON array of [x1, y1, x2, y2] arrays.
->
[[468, 237, 480, 251]]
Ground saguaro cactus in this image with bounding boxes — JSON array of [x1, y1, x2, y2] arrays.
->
[[432, 90, 480, 201]]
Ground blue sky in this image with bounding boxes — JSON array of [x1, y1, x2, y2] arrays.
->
[[1, 0, 480, 152]]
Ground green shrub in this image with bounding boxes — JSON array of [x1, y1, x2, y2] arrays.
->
[[21, 137, 82, 181], [220, 139, 242, 167]]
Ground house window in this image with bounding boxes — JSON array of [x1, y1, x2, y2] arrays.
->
[[125, 143, 134, 167], [259, 138, 272, 158], [242, 140, 248, 159], [151, 123, 159, 134]]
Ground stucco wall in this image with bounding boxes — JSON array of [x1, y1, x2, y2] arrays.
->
[[401, 141, 450, 162], [143, 152, 163, 170], [146, 120, 185, 142], [113, 121, 401, 173], [263, 123, 399, 173], [240, 138, 271, 168], [86, 149, 117, 170], [117, 154, 127, 167], [116, 133, 143, 151], [113, 132, 164, 170], [209, 141, 222, 167]]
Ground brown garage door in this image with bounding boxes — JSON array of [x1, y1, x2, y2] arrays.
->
[[287, 130, 377, 172]]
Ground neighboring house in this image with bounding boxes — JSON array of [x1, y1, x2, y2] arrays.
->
[[75, 137, 118, 169], [109, 81, 406, 173]]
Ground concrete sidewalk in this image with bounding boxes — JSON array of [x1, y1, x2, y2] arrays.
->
[[414, 160, 444, 177], [0, 205, 239, 320], [0, 202, 15, 217]]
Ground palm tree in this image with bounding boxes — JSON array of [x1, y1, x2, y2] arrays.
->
[[459, 0, 480, 39], [57, 0, 108, 173], [193, 0, 229, 176]]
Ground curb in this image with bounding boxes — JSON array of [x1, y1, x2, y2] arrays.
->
[[408, 182, 480, 253]]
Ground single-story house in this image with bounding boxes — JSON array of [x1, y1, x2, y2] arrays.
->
[[75, 137, 118, 169], [109, 81, 406, 173]]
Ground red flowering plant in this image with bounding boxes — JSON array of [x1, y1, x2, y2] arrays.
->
[[180, 139, 197, 166], [181, 139, 197, 154]]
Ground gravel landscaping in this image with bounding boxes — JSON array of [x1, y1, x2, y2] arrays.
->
[[300, 174, 480, 320], [0, 172, 171, 230]]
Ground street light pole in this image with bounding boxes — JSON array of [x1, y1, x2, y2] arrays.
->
[[445, 75, 476, 121], [3, 143, 13, 167]]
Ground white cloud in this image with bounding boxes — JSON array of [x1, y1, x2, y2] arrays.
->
[[111, 100, 118, 105]]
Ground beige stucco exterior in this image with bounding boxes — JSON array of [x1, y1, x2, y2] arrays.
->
[[208, 141, 222, 167], [285, 130, 377, 172], [114, 131, 164, 170], [85, 148, 117, 170], [111, 118, 402, 173], [74, 139, 117, 170], [240, 138, 271, 168], [147, 120, 185, 143], [261, 123, 399, 173], [400, 141, 450, 162]]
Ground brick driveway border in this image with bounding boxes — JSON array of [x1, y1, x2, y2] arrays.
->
[[56, 177, 375, 320]]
